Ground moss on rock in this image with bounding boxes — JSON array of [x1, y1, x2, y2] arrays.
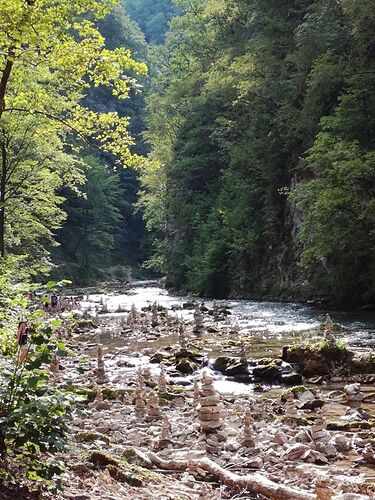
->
[[77, 431, 110, 445], [175, 357, 197, 374], [285, 341, 354, 377]]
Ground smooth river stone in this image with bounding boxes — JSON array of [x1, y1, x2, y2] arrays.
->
[[199, 395, 220, 406], [201, 421, 222, 431], [199, 412, 220, 422], [198, 406, 221, 415]]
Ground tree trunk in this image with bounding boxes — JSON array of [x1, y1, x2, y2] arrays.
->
[[0, 47, 15, 257], [0, 48, 15, 120], [0, 140, 6, 257], [147, 451, 317, 500]]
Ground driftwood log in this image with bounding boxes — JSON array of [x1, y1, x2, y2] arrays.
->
[[147, 451, 317, 500]]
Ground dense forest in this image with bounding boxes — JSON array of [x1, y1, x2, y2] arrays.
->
[[1, 0, 374, 306], [141, 0, 375, 308]]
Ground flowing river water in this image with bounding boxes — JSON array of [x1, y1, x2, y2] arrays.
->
[[78, 281, 375, 396]]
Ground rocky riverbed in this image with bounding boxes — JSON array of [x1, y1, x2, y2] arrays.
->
[[40, 284, 375, 498]]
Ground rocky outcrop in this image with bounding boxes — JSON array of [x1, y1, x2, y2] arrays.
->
[[252, 360, 281, 383], [212, 356, 248, 377], [282, 342, 354, 377]]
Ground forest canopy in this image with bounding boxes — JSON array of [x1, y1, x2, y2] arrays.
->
[[0, 0, 373, 307], [140, 0, 375, 307]]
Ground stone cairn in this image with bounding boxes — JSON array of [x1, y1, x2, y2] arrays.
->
[[134, 387, 146, 418], [158, 365, 167, 396], [198, 371, 221, 453], [137, 367, 145, 390], [126, 312, 133, 326], [239, 337, 247, 362], [50, 352, 60, 374], [213, 301, 220, 322], [142, 312, 150, 328], [90, 386, 111, 410], [193, 305, 204, 334], [131, 303, 139, 324], [165, 311, 172, 328], [116, 303, 126, 313], [325, 313, 335, 343], [178, 322, 188, 348], [193, 378, 200, 406], [161, 414, 171, 441], [151, 302, 159, 328], [345, 383, 364, 409], [310, 410, 327, 442], [241, 407, 255, 448], [231, 321, 240, 334], [142, 366, 151, 383], [285, 391, 299, 419], [155, 414, 172, 450], [146, 392, 163, 422], [96, 344, 108, 384]]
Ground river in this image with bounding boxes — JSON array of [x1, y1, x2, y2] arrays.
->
[[81, 281, 375, 353]]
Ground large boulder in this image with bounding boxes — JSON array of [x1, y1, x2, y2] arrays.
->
[[175, 348, 205, 364], [149, 351, 172, 364], [212, 356, 232, 373], [175, 357, 197, 374], [253, 361, 281, 383], [281, 372, 303, 386], [283, 342, 354, 377], [225, 360, 248, 376], [121, 448, 153, 469], [212, 356, 248, 376]]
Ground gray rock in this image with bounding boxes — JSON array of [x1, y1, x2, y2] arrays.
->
[[122, 447, 153, 469]]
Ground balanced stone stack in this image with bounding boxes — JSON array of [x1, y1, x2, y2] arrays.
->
[[50, 352, 59, 374], [134, 387, 146, 418], [239, 337, 247, 362], [178, 322, 188, 348], [345, 383, 364, 409], [90, 386, 111, 410], [193, 379, 200, 406], [310, 410, 327, 441], [285, 392, 299, 419], [158, 365, 167, 396], [142, 366, 151, 382], [160, 415, 171, 441], [126, 313, 133, 326], [325, 313, 335, 343], [131, 304, 139, 324], [141, 312, 150, 329], [137, 367, 146, 390], [213, 301, 220, 322], [96, 344, 108, 384], [242, 408, 255, 448], [231, 321, 240, 334], [193, 305, 204, 334], [151, 302, 159, 328], [198, 372, 221, 452], [206, 433, 221, 453], [146, 392, 163, 422], [165, 311, 172, 327]]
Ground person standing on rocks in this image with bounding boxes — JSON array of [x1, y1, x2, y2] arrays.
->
[[51, 292, 59, 312], [16, 320, 29, 363]]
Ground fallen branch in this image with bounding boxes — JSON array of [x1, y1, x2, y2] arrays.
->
[[147, 451, 317, 500]]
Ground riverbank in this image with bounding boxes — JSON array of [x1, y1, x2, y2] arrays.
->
[[32, 285, 374, 498]]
